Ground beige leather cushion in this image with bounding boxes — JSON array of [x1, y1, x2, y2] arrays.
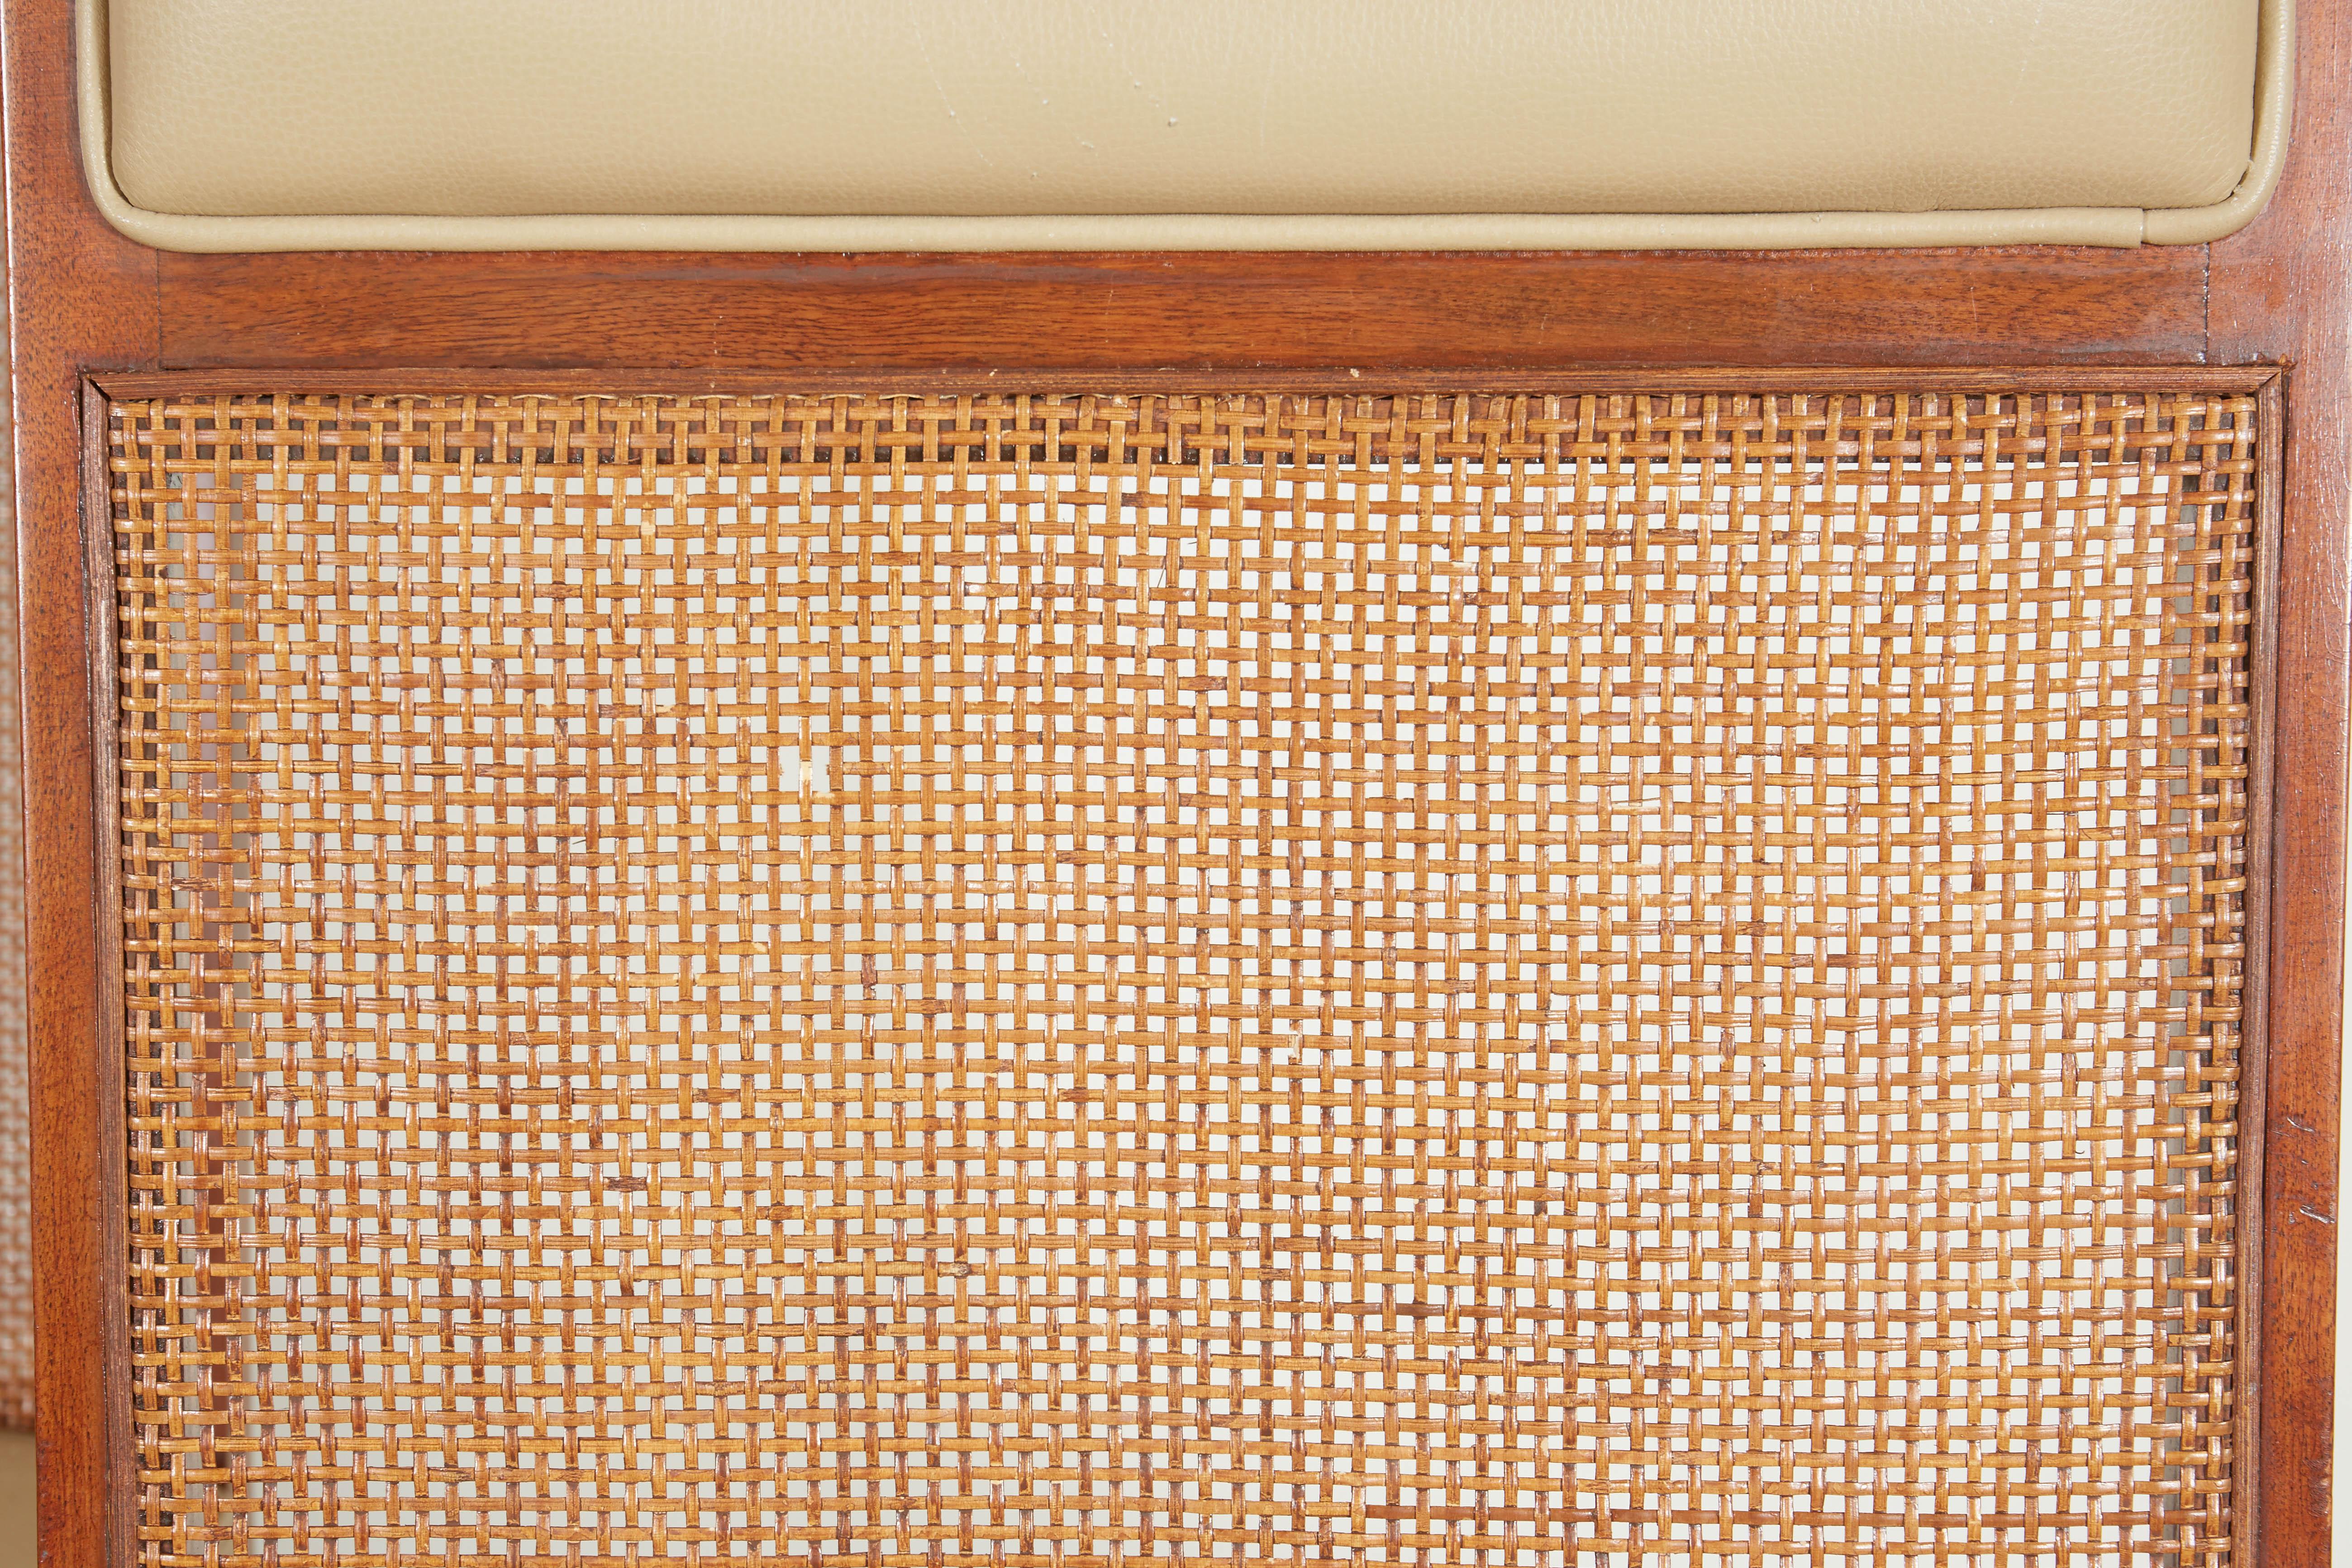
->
[[110, 0, 2258, 221]]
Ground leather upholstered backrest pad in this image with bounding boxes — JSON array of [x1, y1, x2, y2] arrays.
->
[[89, 0, 2284, 250]]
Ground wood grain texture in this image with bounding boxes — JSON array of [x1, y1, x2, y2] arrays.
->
[[0, 0, 155, 1565], [153, 246, 2209, 373], [2209, 2, 2352, 1558]]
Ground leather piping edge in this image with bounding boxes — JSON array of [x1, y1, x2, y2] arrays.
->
[[70, 0, 2293, 255]]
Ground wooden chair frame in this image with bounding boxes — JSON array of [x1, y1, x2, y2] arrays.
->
[[8, 0, 2343, 1560]]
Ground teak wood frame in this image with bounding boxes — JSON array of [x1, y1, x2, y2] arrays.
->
[[6, 0, 2345, 1561]]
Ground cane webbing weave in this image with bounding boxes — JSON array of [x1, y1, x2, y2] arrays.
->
[[110, 390, 2255, 1568], [0, 259, 29, 1430]]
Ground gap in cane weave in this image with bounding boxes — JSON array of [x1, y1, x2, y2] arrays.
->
[[110, 391, 2253, 1567]]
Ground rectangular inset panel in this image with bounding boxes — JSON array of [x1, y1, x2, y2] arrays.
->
[[108, 391, 2256, 1566]]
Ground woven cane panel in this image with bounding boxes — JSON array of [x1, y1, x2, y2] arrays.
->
[[0, 256, 29, 1431], [110, 391, 2254, 1567]]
